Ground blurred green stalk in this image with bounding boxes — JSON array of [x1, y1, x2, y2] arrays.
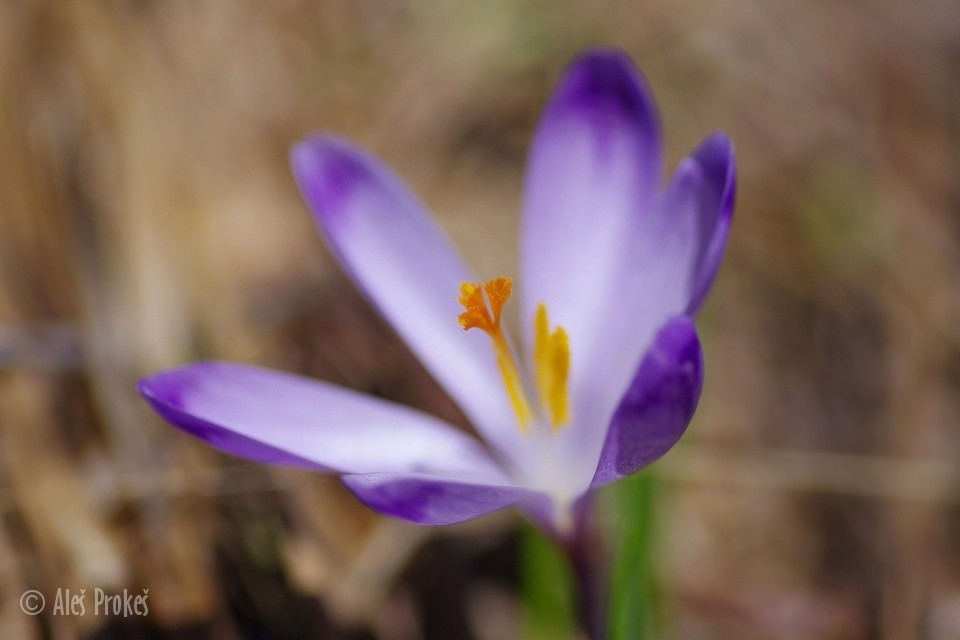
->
[[520, 522, 578, 640], [607, 470, 660, 640], [520, 470, 661, 640]]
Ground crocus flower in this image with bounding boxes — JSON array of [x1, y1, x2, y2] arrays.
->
[[138, 49, 735, 534]]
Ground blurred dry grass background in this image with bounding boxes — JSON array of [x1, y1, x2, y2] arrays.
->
[[1, 1, 959, 638]]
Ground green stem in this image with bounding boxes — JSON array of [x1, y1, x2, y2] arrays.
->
[[607, 470, 659, 640]]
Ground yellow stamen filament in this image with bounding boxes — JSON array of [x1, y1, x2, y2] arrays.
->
[[533, 304, 571, 430], [458, 277, 533, 431]]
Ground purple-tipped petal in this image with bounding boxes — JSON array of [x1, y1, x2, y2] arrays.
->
[[343, 473, 552, 526], [290, 136, 523, 459], [682, 132, 736, 313], [591, 316, 703, 487], [520, 49, 662, 362], [138, 362, 507, 482], [519, 49, 670, 489]]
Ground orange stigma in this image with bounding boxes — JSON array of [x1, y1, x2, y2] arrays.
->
[[458, 277, 532, 431], [457, 277, 572, 433]]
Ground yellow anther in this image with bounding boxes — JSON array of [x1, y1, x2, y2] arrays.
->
[[458, 277, 532, 432], [533, 304, 571, 430]]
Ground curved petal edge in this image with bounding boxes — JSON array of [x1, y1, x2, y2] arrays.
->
[[685, 132, 736, 313], [138, 361, 506, 481], [591, 316, 704, 487], [343, 473, 551, 526]]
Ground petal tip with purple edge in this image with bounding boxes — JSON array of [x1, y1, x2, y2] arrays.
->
[[694, 131, 736, 188], [138, 361, 511, 479], [137, 362, 323, 469], [290, 135, 374, 227], [563, 49, 656, 117], [547, 49, 662, 157], [591, 316, 704, 487], [686, 131, 737, 314]]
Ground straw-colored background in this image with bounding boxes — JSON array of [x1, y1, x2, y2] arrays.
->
[[1, 1, 958, 638]]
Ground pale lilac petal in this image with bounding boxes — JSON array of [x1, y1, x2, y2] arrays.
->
[[683, 132, 736, 313], [519, 50, 668, 488], [520, 49, 662, 374], [290, 136, 522, 459], [525, 132, 733, 495], [591, 316, 703, 486], [138, 361, 508, 482], [343, 473, 552, 526]]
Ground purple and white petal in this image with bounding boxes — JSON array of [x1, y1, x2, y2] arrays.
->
[[591, 316, 703, 487], [520, 50, 672, 487], [565, 133, 730, 463], [343, 473, 553, 526], [520, 49, 661, 374], [290, 136, 523, 460], [138, 361, 507, 483]]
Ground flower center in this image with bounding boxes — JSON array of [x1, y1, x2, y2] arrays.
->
[[457, 276, 570, 433]]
